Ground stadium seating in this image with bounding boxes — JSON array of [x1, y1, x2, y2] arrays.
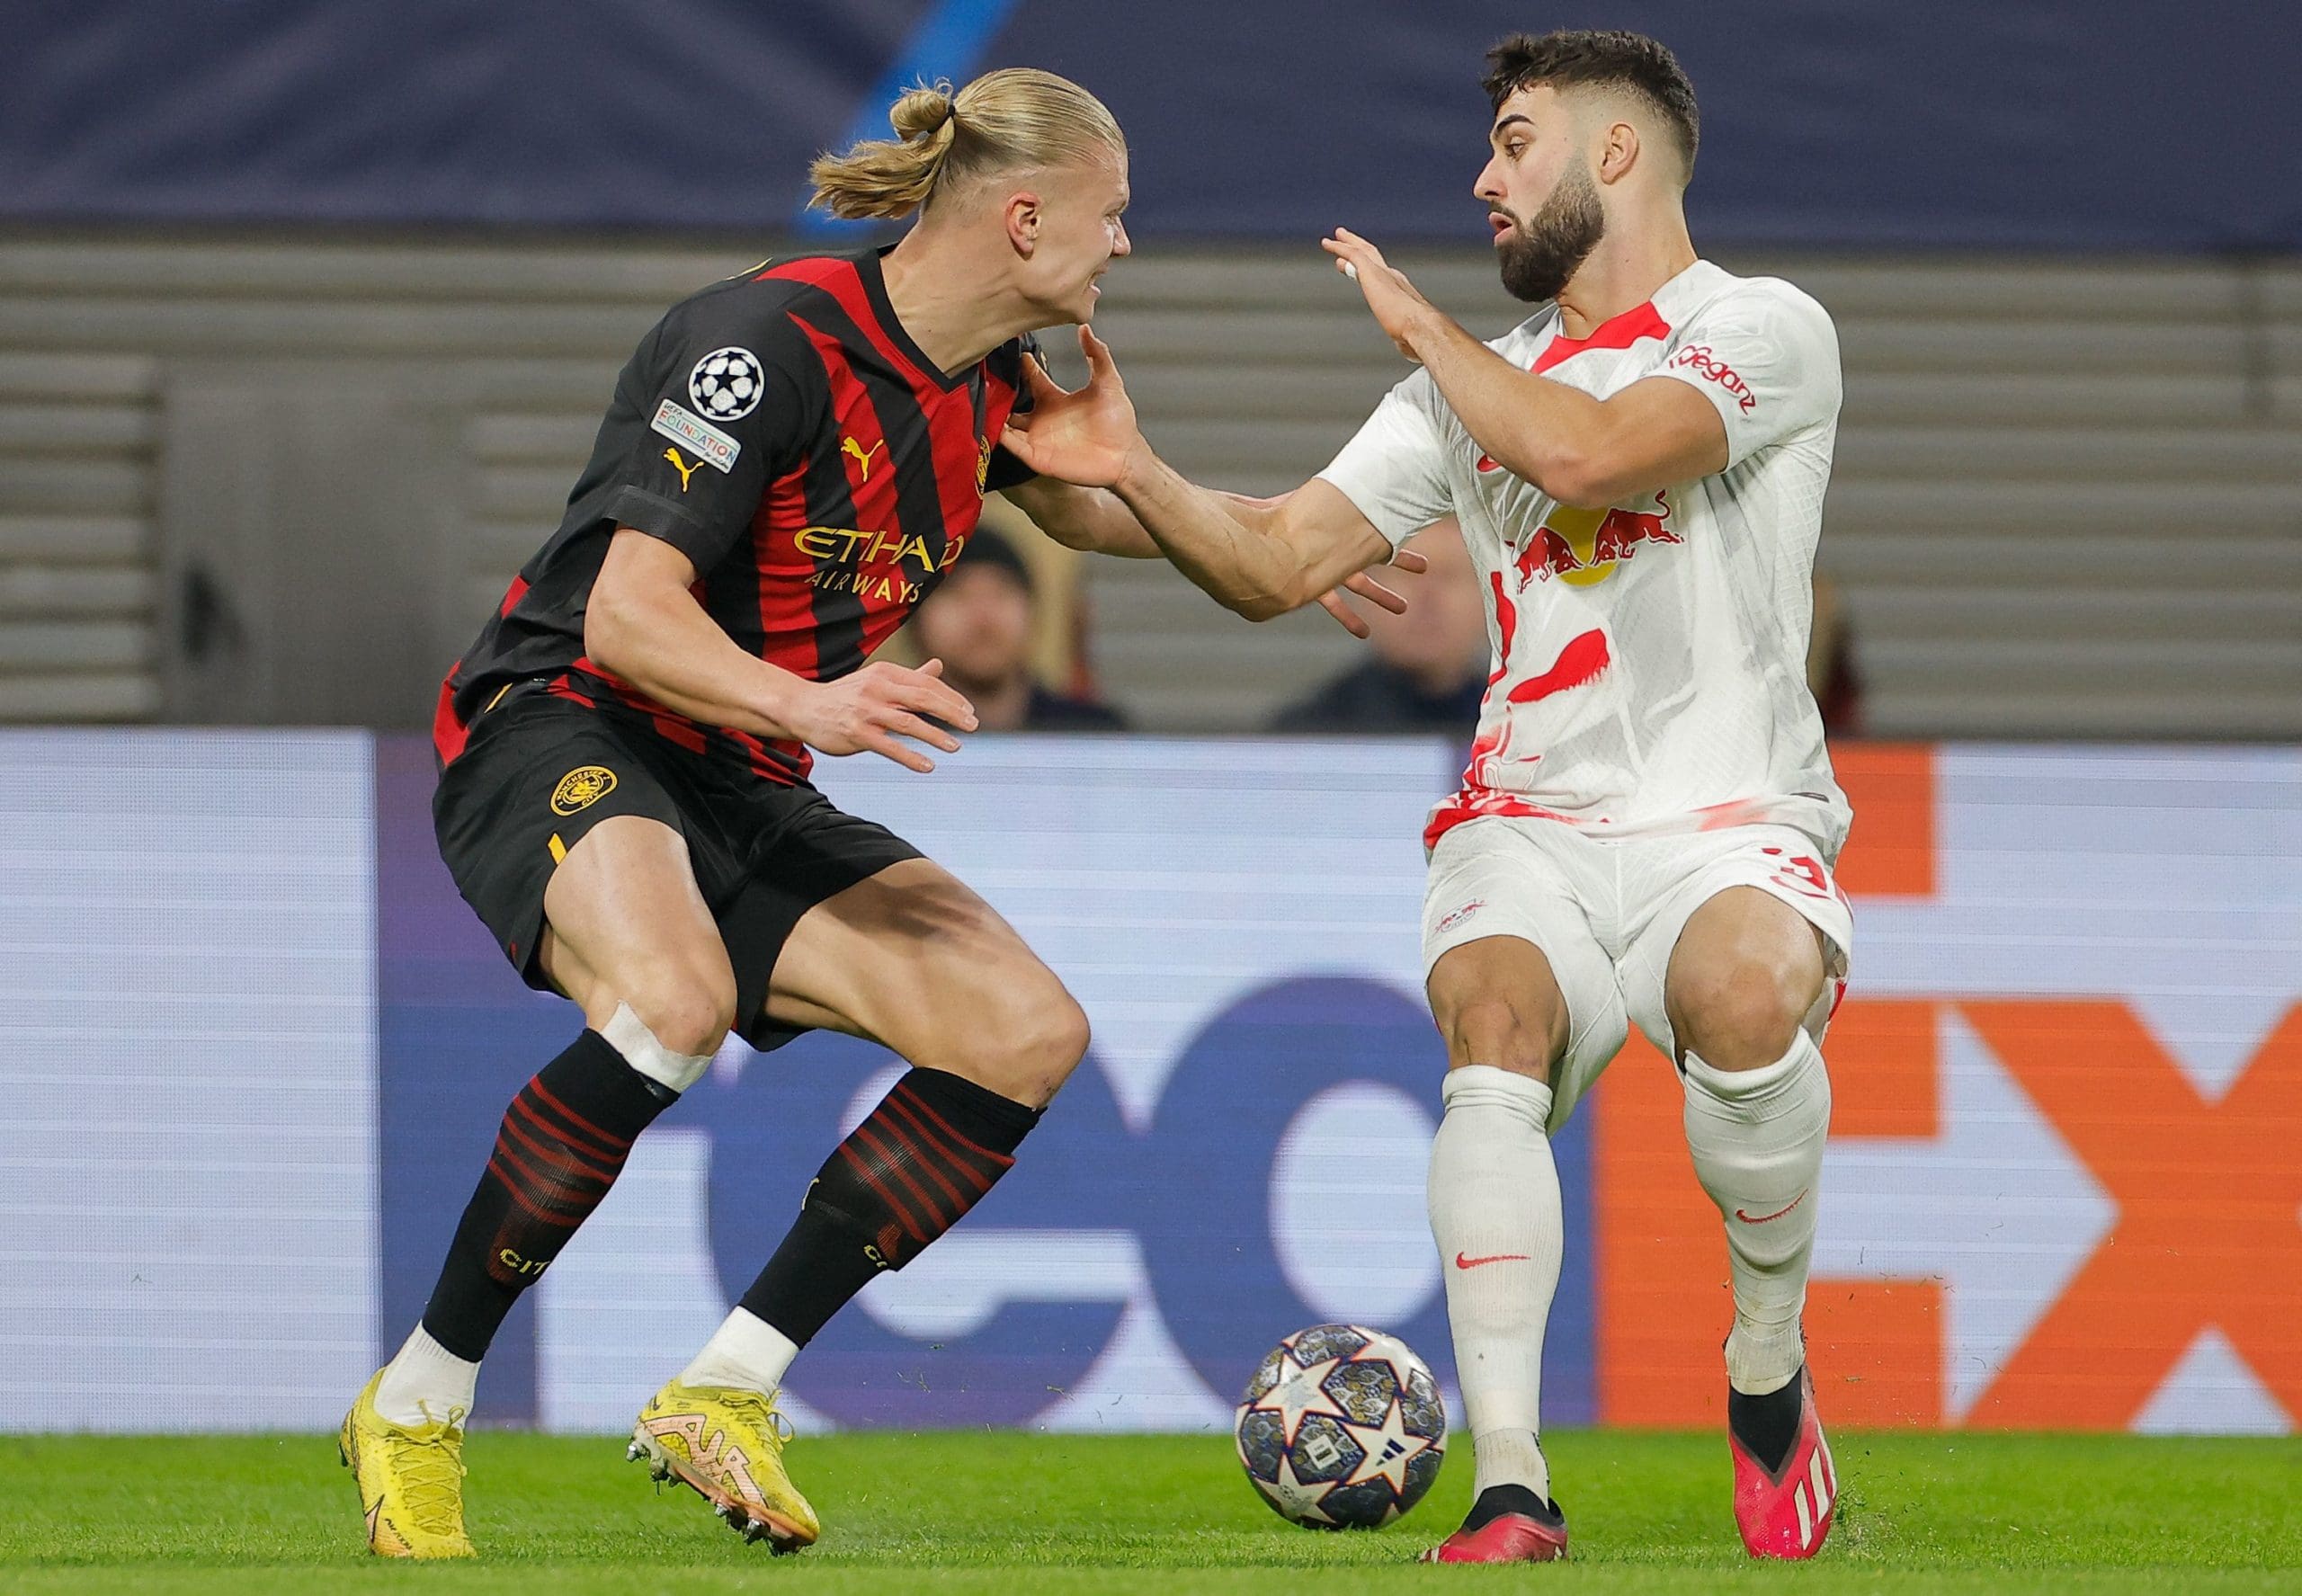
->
[[0, 236, 2294, 736]]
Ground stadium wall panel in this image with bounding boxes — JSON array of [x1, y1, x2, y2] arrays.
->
[[2, 733, 2296, 1434], [0, 729, 376, 1432], [4, 3, 2293, 251]]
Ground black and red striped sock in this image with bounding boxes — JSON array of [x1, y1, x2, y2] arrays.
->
[[420, 1030, 674, 1360], [738, 1068, 1040, 1348]]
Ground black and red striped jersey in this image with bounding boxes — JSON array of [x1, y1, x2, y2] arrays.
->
[[433, 245, 1039, 784]]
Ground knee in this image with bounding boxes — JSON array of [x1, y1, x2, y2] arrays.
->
[[932, 967, 1089, 1108], [1671, 953, 1812, 1071], [1016, 984, 1093, 1096], [1434, 994, 1560, 1083], [608, 961, 736, 1060]]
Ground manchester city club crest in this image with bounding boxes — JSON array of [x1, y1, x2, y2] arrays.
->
[[549, 765, 618, 816]]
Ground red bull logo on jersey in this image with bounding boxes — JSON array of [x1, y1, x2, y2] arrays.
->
[[1516, 490, 1680, 588]]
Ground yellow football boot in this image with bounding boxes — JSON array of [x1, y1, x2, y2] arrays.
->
[[338, 1370, 476, 1559], [628, 1380, 820, 1552]]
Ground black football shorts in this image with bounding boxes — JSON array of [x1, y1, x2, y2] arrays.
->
[[432, 682, 921, 1050]]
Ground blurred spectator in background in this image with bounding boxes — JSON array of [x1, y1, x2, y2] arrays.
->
[[1263, 523, 1861, 740], [1271, 520, 1486, 733], [1809, 571, 1864, 736], [912, 528, 1129, 731]]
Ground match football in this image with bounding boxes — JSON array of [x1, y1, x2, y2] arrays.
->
[[3, 5, 2293, 1594]]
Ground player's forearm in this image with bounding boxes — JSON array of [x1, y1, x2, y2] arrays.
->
[[1111, 445, 1309, 620], [1402, 312, 1616, 505], [1002, 477, 1162, 557], [584, 583, 810, 740]]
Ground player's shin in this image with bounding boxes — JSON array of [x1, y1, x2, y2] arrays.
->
[[1428, 1065, 1563, 1504], [690, 1067, 1041, 1393], [376, 1015, 704, 1423], [1681, 1032, 1830, 1407]]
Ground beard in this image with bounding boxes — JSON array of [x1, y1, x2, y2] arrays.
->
[[1495, 159, 1605, 303]]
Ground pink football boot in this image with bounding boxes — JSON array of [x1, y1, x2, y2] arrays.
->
[[1421, 1485, 1568, 1564], [1729, 1366, 1837, 1558]]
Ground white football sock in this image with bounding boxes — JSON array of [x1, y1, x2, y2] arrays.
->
[[677, 1307, 800, 1395], [373, 1324, 479, 1428], [1681, 1031, 1832, 1396], [1428, 1064, 1562, 1502]]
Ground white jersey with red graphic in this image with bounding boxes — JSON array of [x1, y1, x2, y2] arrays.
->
[[1317, 259, 1851, 859]]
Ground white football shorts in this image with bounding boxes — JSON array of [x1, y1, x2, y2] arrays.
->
[[1421, 817, 1854, 1128]]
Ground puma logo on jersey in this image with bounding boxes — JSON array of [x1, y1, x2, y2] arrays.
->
[[842, 436, 888, 479], [663, 447, 701, 490]]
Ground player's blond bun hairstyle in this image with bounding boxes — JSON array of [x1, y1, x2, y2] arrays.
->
[[808, 67, 1125, 221]]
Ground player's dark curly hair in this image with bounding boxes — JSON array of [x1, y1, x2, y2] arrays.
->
[[1481, 30, 1699, 176]]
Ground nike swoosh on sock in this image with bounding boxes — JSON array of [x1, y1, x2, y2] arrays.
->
[[1734, 1190, 1808, 1225]]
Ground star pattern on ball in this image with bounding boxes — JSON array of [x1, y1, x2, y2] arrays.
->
[[1338, 1395, 1436, 1493], [1236, 1325, 1447, 1530], [1346, 1342, 1412, 1392], [1250, 1352, 1348, 1446], [1256, 1448, 1339, 1525]]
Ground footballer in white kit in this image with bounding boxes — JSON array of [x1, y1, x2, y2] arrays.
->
[[1321, 251, 1853, 1129], [995, 27, 1851, 1567]]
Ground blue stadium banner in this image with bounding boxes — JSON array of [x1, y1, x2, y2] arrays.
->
[[4, 2, 2294, 250]]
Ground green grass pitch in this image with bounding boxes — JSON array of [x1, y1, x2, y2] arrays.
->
[[1, 1430, 2295, 1592]]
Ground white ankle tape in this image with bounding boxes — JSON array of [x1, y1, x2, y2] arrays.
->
[[602, 1002, 713, 1093]]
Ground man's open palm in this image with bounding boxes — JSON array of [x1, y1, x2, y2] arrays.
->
[[999, 325, 1140, 489]]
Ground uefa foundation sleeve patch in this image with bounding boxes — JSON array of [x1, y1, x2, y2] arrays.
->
[[650, 399, 741, 473]]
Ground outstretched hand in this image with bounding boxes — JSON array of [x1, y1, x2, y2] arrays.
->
[[997, 325, 1141, 489], [1322, 227, 1441, 361], [1316, 549, 1430, 638], [1222, 489, 1430, 638]]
